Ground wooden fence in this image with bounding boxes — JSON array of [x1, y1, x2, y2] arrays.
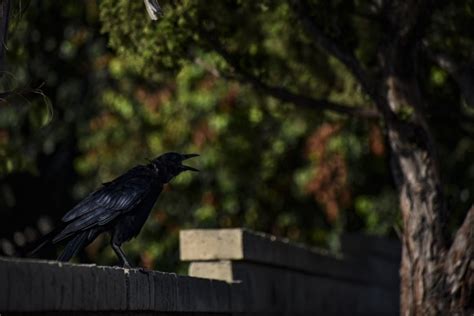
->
[[0, 228, 401, 315]]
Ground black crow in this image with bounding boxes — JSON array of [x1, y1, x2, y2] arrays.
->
[[32, 152, 199, 267]]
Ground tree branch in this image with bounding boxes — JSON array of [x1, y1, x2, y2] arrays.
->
[[143, 0, 162, 20], [202, 35, 379, 119], [445, 205, 474, 310], [235, 71, 380, 119], [0, 84, 47, 104], [429, 51, 474, 108], [289, 0, 379, 103], [0, 0, 11, 76]]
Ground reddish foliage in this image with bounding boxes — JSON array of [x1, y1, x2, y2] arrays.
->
[[305, 123, 351, 222], [0, 129, 9, 144], [305, 123, 341, 160], [197, 74, 217, 91], [135, 86, 173, 112], [369, 124, 385, 156], [219, 84, 239, 112], [89, 112, 117, 131], [153, 209, 168, 224], [139, 251, 155, 270], [201, 191, 217, 207], [192, 120, 215, 149]]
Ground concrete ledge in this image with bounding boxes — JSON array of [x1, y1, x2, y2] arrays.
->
[[189, 260, 233, 283], [180, 229, 244, 261], [180, 229, 399, 288]]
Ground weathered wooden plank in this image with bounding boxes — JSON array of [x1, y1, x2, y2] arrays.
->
[[0, 257, 232, 313], [0, 228, 400, 315]]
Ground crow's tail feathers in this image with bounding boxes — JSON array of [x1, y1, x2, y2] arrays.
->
[[29, 228, 90, 263], [57, 231, 89, 262], [27, 227, 61, 256]]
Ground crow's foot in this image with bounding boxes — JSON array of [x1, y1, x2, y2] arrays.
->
[[137, 267, 152, 274]]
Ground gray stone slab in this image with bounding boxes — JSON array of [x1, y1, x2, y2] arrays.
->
[[180, 229, 244, 261], [180, 229, 392, 286], [189, 260, 233, 282]]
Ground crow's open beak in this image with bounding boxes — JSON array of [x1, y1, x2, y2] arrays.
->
[[182, 153, 200, 160], [181, 154, 199, 172]]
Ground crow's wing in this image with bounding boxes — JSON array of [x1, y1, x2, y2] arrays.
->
[[53, 167, 154, 243], [61, 166, 151, 222]]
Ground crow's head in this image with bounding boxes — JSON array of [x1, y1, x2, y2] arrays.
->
[[151, 152, 199, 182]]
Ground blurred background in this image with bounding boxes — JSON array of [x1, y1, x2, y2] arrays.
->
[[0, 1, 472, 273]]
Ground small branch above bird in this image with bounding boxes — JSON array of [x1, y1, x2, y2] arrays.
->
[[144, 0, 163, 20]]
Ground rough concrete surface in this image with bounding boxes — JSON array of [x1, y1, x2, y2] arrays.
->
[[180, 229, 244, 261], [181, 228, 399, 288], [189, 260, 233, 282]]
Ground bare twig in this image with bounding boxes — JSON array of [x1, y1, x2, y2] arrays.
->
[[144, 0, 162, 20], [0, 83, 47, 103]]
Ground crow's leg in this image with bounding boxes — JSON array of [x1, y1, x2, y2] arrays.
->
[[137, 267, 151, 275], [111, 241, 132, 268]]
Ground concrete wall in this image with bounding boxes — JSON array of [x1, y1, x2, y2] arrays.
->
[[0, 228, 400, 315]]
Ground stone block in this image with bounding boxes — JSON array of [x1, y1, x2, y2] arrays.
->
[[189, 260, 233, 282], [181, 229, 370, 284], [180, 229, 244, 261]]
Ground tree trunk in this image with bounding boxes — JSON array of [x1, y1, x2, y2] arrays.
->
[[374, 2, 474, 314], [385, 76, 446, 315], [384, 75, 473, 315]]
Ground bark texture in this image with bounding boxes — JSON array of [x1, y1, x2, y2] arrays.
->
[[383, 63, 473, 316], [379, 2, 473, 314], [385, 79, 449, 314]]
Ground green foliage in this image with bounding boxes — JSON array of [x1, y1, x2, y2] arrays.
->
[[1, 0, 472, 271]]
